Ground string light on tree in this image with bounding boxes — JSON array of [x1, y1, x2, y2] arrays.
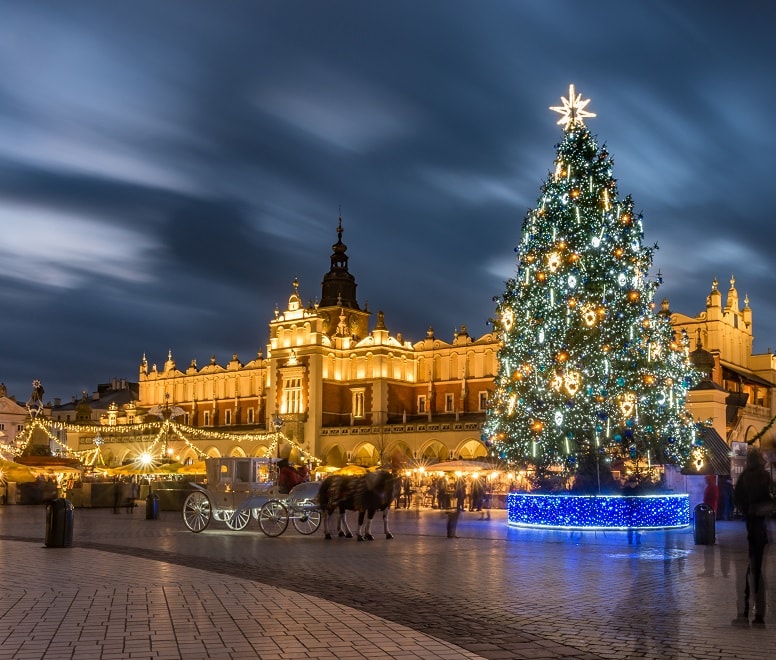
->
[[484, 85, 700, 482]]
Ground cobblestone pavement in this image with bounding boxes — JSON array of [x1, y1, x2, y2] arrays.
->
[[1, 504, 774, 659]]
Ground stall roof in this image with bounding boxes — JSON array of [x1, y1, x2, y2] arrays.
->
[[682, 426, 731, 476], [721, 362, 774, 388]]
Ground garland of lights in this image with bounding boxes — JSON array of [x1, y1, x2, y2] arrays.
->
[[745, 412, 776, 445], [10, 416, 320, 468], [483, 86, 701, 478]]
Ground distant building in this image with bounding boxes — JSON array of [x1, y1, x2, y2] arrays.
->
[[671, 276, 776, 447], [0, 383, 29, 452], [50, 379, 140, 426], [49, 379, 139, 464]]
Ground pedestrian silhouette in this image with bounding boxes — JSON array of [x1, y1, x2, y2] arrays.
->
[[734, 448, 774, 625]]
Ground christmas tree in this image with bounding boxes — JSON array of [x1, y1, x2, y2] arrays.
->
[[484, 85, 699, 485]]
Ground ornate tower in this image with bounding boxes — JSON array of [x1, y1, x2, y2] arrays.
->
[[320, 214, 359, 309], [317, 213, 370, 340]]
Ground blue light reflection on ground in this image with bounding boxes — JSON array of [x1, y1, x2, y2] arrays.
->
[[605, 548, 692, 561], [507, 492, 690, 530]]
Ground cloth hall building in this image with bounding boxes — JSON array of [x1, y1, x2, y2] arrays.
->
[[135, 218, 499, 467]]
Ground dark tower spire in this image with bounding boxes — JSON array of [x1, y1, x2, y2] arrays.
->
[[320, 211, 360, 309]]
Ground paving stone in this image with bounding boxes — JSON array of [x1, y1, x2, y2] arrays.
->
[[2, 507, 776, 658]]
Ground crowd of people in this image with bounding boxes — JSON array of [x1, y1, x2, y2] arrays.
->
[[390, 474, 499, 518]]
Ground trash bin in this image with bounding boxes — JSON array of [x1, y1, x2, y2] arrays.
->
[[45, 498, 74, 548], [694, 503, 715, 545], [145, 492, 160, 520]]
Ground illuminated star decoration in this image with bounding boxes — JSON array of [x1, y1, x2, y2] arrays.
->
[[549, 84, 596, 129]]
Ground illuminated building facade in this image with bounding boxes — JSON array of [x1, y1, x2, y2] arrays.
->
[[137, 217, 499, 466], [0, 383, 29, 451], [670, 277, 776, 445]]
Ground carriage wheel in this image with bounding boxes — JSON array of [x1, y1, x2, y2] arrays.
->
[[182, 491, 212, 532], [258, 500, 289, 537], [225, 507, 251, 531], [292, 508, 322, 535]]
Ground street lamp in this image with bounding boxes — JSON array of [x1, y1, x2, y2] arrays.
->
[[272, 416, 284, 459]]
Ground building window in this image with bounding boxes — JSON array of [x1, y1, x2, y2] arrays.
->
[[204, 411, 210, 426], [479, 391, 488, 411], [282, 377, 303, 414], [247, 408, 254, 424], [417, 395, 426, 414], [445, 393, 455, 413], [225, 410, 232, 425], [0, 423, 4, 430], [352, 389, 365, 419], [184, 412, 190, 425]]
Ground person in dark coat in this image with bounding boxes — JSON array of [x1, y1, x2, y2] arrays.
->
[[718, 476, 734, 521], [113, 477, 122, 514], [455, 478, 466, 512], [470, 477, 484, 512], [734, 448, 774, 625]]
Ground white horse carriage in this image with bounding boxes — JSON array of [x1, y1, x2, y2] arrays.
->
[[182, 457, 321, 537]]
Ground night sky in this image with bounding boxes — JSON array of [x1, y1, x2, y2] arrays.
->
[[2, 1, 775, 403]]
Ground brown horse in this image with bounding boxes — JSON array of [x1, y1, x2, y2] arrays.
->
[[319, 470, 400, 541]]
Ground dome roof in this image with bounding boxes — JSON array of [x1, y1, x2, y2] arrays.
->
[[690, 332, 715, 379]]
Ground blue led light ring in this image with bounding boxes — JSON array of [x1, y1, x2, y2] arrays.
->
[[506, 492, 690, 530]]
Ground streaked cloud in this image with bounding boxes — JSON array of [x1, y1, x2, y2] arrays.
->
[[1, 0, 775, 399], [0, 203, 157, 287]]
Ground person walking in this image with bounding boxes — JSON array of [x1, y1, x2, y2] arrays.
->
[[718, 476, 735, 521], [436, 476, 448, 510], [402, 477, 413, 509], [470, 477, 484, 513], [703, 474, 719, 515], [734, 447, 774, 625], [113, 477, 122, 514], [455, 478, 466, 512], [125, 478, 138, 513], [480, 479, 492, 520]]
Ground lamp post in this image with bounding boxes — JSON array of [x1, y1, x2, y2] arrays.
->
[[272, 416, 284, 459]]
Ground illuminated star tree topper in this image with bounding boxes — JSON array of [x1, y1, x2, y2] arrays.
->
[[549, 84, 596, 130]]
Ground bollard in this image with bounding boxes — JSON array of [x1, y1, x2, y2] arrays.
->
[[145, 492, 160, 520], [693, 503, 715, 545], [446, 509, 460, 538], [45, 498, 74, 547]]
